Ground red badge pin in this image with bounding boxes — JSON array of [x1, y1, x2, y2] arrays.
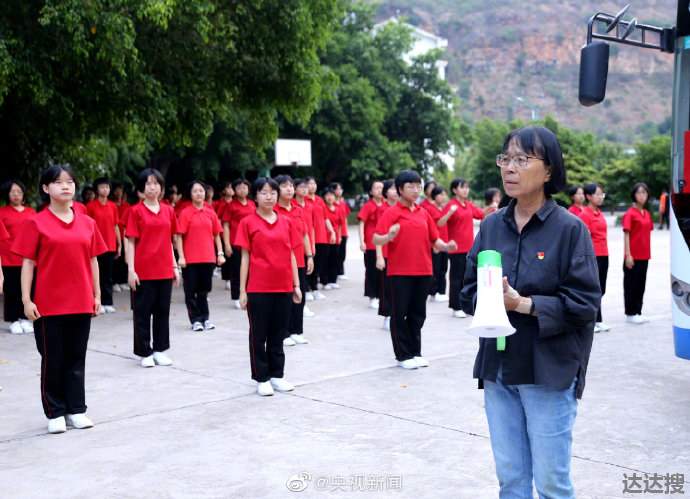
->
[[537, 252, 545, 260]]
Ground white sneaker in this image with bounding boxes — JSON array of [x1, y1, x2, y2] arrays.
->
[[315, 291, 327, 300], [121, 283, 130, 291], [324, 283, 335, 290], [305, 292, 315, 302], [626, 315, 645, 325], [257, 381, 274, 396], [270, 377, 295, 392], [47, 416, 66, 434], [9, 321, 23, 335], [398, 359, 418, 370], [598, 322, 611, 332], [20, 320, 34, 334], [192, 321, 204, 332], [369, 298, 379, 309], [113, 284, 122, 293], [453, 310, 467, 319], [141, 355, 155, 368], [103, 305, 117, 314], [303, 305, 315, 318], [331, 283, 340, 289], [225, 281, 232, 290], [382, 317, 390, 330], [290, 334, 309, 344], [414, 356, 429, 368], [637, 315, 650, 323], [152, 351, 173, 366], [593, 323, 602, 333], [66, 413, 94, 429], [435, 294, 449, 302], [338, 275, 349, 281], [204, 320, 216, 330], [233, 300, 242, 310], [283, 336, 297, 347]]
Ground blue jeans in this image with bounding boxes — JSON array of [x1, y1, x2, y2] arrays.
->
[[484, 369, 578, 499]]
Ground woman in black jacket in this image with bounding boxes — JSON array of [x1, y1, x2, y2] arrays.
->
[[461, 126, 600, 499]]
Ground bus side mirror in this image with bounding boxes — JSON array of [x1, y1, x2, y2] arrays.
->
[[579, 41, 610, 106]]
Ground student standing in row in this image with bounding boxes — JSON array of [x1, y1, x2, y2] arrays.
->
[[176, 181, 225, 332], [13, 165, 107, 434], [483, 187, 502, 217], [376, 179, 399, 330], [567, 185, 585, 216], [374, 170, 457, 369], [87, 178, 121, 314], [0, 180, 35, 334], [237, 178, 302, 396], [275, 175, 314, 346], [358, 180, 385, 309], [111, 183, 131, 292], [222, 179, 254, 309], [126, 168, 179, 368], [623, 182, 653, 324], [306, 177, 330, 300], [580, 183, 611, 333], [423, 185, 450, 303], [437, 178, 484, 319], [293, 178, 317, 316], [322, 188, 343, 290], [333, 182, 350, 280]]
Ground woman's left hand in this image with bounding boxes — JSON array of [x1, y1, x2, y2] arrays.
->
[[173, 268, 181, 287], [217, 254, 226, 266], [292, 286, 303, 304]]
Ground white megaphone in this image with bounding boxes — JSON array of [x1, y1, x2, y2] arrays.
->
[[466, 250, 516, 339]]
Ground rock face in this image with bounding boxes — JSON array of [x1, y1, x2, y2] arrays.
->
[[376, 0, 676, 141]]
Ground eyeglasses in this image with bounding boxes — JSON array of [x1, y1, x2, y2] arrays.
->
[[496, 154, 543, 169]]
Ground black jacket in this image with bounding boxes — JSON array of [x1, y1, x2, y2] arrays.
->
[[460, 199, 601, 399]]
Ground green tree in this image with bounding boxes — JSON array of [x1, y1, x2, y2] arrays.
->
[[636, 134, 671, 198]]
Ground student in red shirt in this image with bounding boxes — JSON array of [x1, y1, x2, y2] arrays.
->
[[0, 180, 36, 334], [126, 168, 180, 368], [222, 179, 255, 309], [81, 184, 96, 204], [87, 177, 122, 314], [420, 181, 437, 211], [176, 181, 225, 332], [373, 170, 457, 369], [215, 181, 235, 287], [275, 175, 314, 347], [306, 177, 334, 299], [376, 179, 399, 330], [293, 178, 317, 313], [437, 178, 484, 318], [332, 182, 350, 280], [358, 180, 385, 309], [236, 177, 302, 396], [322, 188, 343, 289], [483, 187, 502, 216], [12, 165, 107, 434], [622, 182, 653, 324], [111, 182, 131, 292], [424, 185, 450, 303], [580, 182, 610, 333], [567, 185, 585, 216]]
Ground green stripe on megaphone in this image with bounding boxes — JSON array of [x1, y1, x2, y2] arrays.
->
[[477, 250, 502, 268]]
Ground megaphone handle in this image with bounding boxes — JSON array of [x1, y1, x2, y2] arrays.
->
[[497, 336, 506, 351]]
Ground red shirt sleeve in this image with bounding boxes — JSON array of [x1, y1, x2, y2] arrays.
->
[[125, 207, 140, 239], [211, 210, 222, 235], [222, 204, 233, 224], [168, 206, 178, 238], [357, 202, 372, 222], [235, 217, 251, 251], [11, 218, 40, 261], [622, 210, 632, 232], [0, 220, 8, 240], [425, 209, 440, 242], [471, 202, 485, 220], [112, 203, 120, 226], [177, 209, 190, 235], [91, 221, 108, 257], [375, 208, 393, 235]]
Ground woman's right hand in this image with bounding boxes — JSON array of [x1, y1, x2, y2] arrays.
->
[[387, 223, 400, 241], [177, 256, 186, 269], [24, 301, 40, 321], [376, 257, 386, 270], [128, 270, 140, 291], [239, 291, 248, 310], [225, 246, 233, 258], [360, 241, 366, 252], [625, 255, 634, 269]]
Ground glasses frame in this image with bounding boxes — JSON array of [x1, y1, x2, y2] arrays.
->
[[495, 154, 544, 169]]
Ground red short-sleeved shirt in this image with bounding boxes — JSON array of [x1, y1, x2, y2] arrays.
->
[[421, 201, 448, 242], [293, 199, 315, 254], [235, 212, 299, 293], [579, 206, 608, 257], [308, 196, 328, 244], [11, 208, 107, 316], [116, 201, 130, 231], [324, 204, 343, 245], [441, 199, 484, 253], [125, 202, 177, 280], [87, 199, 120, 252], [568, 205, 584, 217], [357, 199, 386, 250], [337, 200, 350, 237], [0, 219, 8, 243], [622, 206, 653, 260], [375, 202, 439, 276], [73, 201, 89, 216], [222, 199, 256, 246], [214, 198, 232, 220], [0, 206, 36, 266], [177, 204, 222, 264], [276, 203, 308, 268]]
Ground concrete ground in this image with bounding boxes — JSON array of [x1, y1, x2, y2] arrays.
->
[[0, 224, 687, 499]]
